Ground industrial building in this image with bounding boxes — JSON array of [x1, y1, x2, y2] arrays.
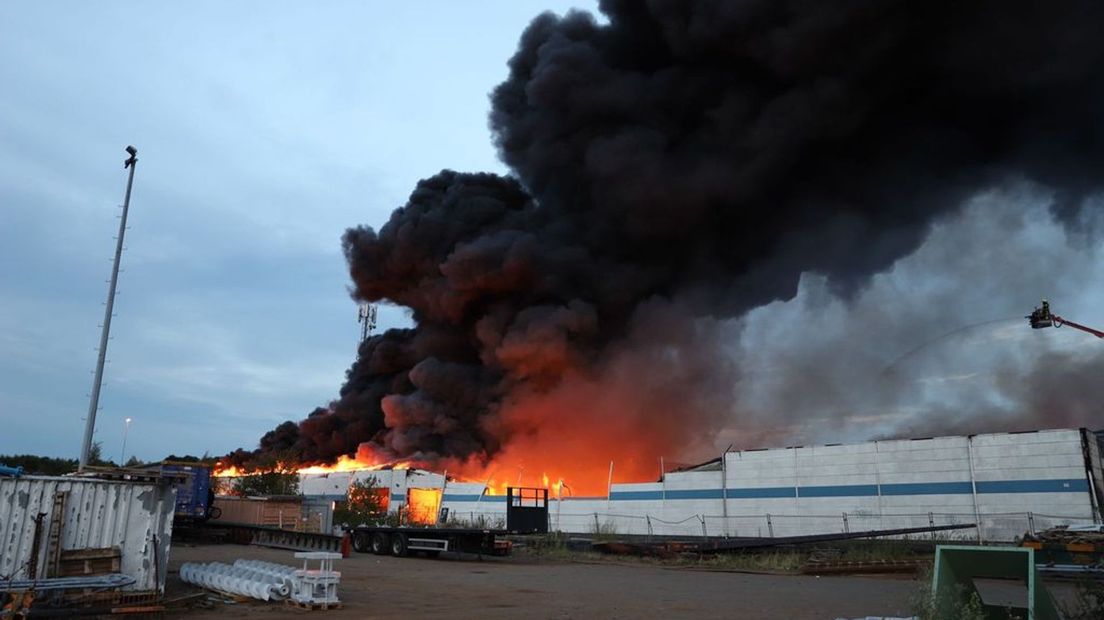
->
[[301, 428, 1103, 542]]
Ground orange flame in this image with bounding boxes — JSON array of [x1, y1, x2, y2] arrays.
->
[[213, 371, 718, 496], [297, 454, 416, 475], [405, 488, 442, 525], [214, 448, 421, 479], [212, 464, 245, 478]]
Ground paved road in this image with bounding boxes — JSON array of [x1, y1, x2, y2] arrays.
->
[[167, 544, 919, 619]]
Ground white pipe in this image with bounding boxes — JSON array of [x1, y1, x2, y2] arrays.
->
[[180, 562, 290, 601]]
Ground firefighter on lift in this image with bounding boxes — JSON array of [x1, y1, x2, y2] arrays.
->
[[1028, 300, 1053, 329]]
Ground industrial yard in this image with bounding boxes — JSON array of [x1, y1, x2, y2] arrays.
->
[[166, 542, 923, 619], [6, 1, 1104, 618]]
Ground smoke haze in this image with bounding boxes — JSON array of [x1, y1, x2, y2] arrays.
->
[[726, 190, 1104, 449]]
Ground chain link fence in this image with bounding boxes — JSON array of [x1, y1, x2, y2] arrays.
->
[[440, 507, 1094, 542]]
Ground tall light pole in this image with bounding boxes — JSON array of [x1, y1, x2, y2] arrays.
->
[[120, 417, 132, 466], [80, 146, 138, 470]]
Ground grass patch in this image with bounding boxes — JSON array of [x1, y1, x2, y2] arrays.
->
[[516, 536, 934, 575], [676, 550, 807, 572]]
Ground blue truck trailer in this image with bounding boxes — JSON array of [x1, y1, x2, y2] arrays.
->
[[159, 462, 219, 522]]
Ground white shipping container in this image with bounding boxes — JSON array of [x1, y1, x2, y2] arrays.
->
[[0, 475, 176, 592]]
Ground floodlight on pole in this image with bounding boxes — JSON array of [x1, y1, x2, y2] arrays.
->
[[120, 417, 132, 466], [80, 146, 138, 470]]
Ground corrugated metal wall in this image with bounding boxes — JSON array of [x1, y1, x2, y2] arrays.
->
[[0, 476, 175, 591]]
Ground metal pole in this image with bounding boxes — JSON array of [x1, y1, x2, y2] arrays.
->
[[660, 457, 666, 502], [606, 460, 614, 505], [721, 450, 729, 538], [966, 435, 982, 542], [80, 146, 137, 470]]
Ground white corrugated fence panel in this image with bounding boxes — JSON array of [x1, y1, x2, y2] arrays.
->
[[0, 475, 174, 592]]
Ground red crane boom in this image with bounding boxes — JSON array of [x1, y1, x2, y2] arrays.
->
[[1052, 315, 1104, 339]]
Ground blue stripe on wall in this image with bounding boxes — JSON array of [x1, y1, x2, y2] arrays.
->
[[604, 487, 798, 500], [609, 490, 662, 500], [581, 478, 1088, 502], [666, 488, 724, 500], [726, 487, 797, 499], [799, 484, 878, 498], [429, 478, 1090, 503], [880, 482, 974, 496], [437, 494, 508, 503], [441, 494, 482, 502], [976, 478, 1088, 494]]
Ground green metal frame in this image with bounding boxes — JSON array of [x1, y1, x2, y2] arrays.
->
[[932, 545, 1060, 620]]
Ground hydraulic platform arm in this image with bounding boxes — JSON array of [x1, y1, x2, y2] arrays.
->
[[1052, 316, 1104, 339], [1027, 300, 1103, 339]]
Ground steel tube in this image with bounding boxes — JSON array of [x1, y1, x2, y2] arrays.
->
[[80, 147, 138, 469]]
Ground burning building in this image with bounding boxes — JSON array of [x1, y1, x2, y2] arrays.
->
[[287, 428, 1103, 542], [225, 2, 1104, 502]]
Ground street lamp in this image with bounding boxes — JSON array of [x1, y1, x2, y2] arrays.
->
[[120, 417, 132, 467], [80, 146, 139, 469]]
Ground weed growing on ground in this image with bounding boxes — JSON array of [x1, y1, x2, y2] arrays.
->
[[518, 536, 943, 579], [907, 562, 986, 620], [685, 551, 806, 572], [906, 562, 1025, 620], [1059, 577, 1104, 620], [591, 520, 620, 542]]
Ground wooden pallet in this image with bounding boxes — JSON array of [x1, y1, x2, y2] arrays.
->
[[284, 599, 343, 611]]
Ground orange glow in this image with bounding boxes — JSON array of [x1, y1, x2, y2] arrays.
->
[[214, 446, 423, 479], [433, 368, 717, 497], [405, 488, 442, 525], [212, 464, 244, 478], [217, 367, 718, 496], [297, 454, 417, 475]]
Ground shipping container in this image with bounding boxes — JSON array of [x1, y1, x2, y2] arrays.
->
[[210, 496, 327, 533], [0, 475, 175, 592]]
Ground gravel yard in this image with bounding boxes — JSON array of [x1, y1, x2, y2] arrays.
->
[[166, 543, 921, 619]]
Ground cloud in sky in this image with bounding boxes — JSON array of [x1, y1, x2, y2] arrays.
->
[[2, 1, 1100, 465], [0, 1, 598, 460]]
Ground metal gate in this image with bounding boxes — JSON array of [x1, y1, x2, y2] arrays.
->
[[506, 487, 548, 534]]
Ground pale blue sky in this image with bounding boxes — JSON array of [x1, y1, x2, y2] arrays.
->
[[2, 2, 1101, 464], [0, 1, 598, 460]]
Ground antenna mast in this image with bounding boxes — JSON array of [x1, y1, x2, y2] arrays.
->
[[358, 302, 378, 345]]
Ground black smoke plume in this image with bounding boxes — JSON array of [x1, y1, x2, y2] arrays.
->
[[231, 1, 1104, 470]]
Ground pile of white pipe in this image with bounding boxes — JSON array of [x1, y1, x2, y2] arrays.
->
[[180, 560, 298, 601]]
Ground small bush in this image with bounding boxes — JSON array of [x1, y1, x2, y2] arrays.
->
[[333, 477, 389, 527]]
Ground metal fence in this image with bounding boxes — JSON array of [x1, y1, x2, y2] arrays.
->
[[440, 507, 1094, 542]]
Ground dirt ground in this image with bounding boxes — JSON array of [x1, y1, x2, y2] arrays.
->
[[165, 543, 922, 619]]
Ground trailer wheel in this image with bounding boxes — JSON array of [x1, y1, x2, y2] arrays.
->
[[390, 533, 408, 557], [370, 532, 389, 555], [352, 532, 369, 553]]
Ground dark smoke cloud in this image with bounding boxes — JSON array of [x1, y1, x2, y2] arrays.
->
[[233, 1, 1104, 469]]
